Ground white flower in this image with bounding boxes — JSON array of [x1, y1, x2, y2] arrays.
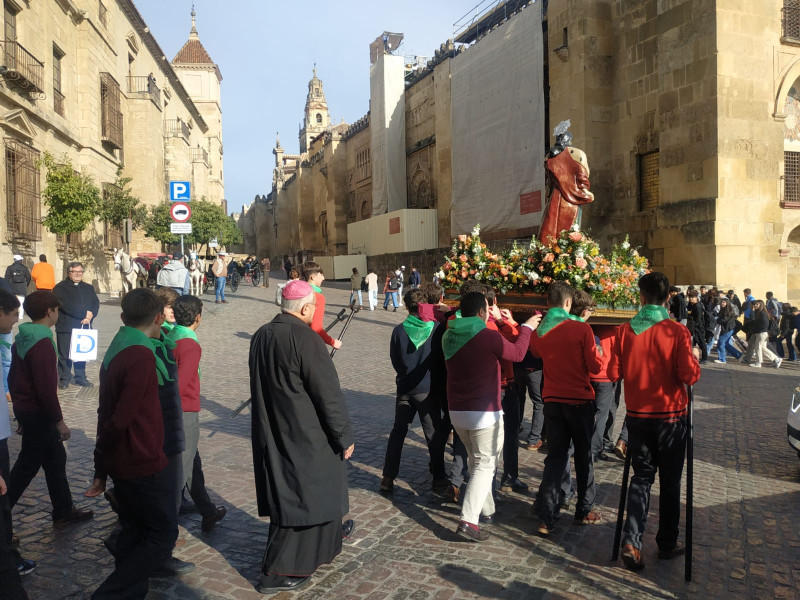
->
[[528, 272, 540, 281], [575, 250, 584, 259], [477, 262, 486, 270], [471, 224, 481, 237], [622, 240, 630, 250], [571, 223, 580, 232], [474, 272, 482, 280], [436, 270, 445, 279]]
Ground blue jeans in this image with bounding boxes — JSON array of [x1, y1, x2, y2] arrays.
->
[[215, 276, 226, 301], [1, 333, 11, 394], [776, 332, 796, 360], [349, 290, 363, 306], [383, 292, 398, 308], [716, 330, 741, 362]]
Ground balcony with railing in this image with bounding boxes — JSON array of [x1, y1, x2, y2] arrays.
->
[[164, 118, 190, 141], [0, 40, 45, 95], [53, 89, 65, 117], [101, 72, 124, 149], [127, 75, 161, 108], [192, 146, 209, 166]]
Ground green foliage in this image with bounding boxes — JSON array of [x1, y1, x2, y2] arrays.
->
[[99, 169, 147, 230], [38, 152, 101, 236], [143, 202, 179, 245]]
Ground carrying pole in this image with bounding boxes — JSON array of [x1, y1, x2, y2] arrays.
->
[[685, 385, 694, 582], [330, 305, 360, 359], [611, 446, 632, 561]]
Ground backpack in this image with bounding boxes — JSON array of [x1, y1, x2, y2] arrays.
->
[[768, 316, 780, 338], [9, 264, 25, 284], [388, 277, 400, 291], [360, 277, 368, 292], [767, 298, 781, 317]]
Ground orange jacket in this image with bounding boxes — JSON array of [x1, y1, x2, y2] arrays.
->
[[31, 262, 55, 290]]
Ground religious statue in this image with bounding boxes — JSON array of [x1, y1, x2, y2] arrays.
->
[[537, 121, 595, 244]]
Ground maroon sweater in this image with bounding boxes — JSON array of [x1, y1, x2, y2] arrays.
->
[[174, 338, 201, 413], [96, 346, 167, 480], [9, 339, 62, 423], [529, 319, 603, 404], [446, 327, 532, 414]]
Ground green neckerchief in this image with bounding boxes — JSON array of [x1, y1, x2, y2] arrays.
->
[[442, 316, 486, 360], [0, 337, 12, 350], [161, 320, 175, 334], [167, 324, 201, 379], [14, 323, 56, 359], [103, 326, 174, 386], [310, 283, 322, 293], [630, 304, 669, 335], [537, 307, 577, 337], [402, 315, 435, 350]]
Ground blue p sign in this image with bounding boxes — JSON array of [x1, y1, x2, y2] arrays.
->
[[170, 181, 191, 202], [76, 334, 96, 354]]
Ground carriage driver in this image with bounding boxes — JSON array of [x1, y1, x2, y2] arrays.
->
[[157, 253, 190, 296]]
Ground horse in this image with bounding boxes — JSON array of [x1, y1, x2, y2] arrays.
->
[[113, 248, 147, 296], [187, 256, 205, 296]]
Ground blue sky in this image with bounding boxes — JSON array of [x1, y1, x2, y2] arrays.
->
[[135, 0, 482, 214]]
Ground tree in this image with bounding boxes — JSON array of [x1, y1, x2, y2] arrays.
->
[[142, 202, 179, 246], [185, 199, 242, 255], [39, 152, 101, 244], [99, 169, 147, 231]]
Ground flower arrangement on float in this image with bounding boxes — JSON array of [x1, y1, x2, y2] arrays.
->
[[437, 225, 650, 309]]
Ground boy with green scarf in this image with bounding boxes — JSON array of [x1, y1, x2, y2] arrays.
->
[[7, 291, 93, 531], [381, 289, 447, 494]]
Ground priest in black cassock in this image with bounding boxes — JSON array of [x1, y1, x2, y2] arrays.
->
[[249, 279, 355, 594]]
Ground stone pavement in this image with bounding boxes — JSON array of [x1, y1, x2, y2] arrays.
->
[[6, 278, 800, 599]]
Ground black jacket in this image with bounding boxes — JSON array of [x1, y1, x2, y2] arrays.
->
[[717, 313, 737, 334], [52, 279, 100, 333], [155, 337, 185, 457], [249, 313, 353, 525], [4, 262, 30, 296], [671, 293, 688, 321], [748, 311, 769, 334], [389, 321, 433, 395]]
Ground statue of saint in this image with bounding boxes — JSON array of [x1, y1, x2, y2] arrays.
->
[[538, 121, 595, 244]]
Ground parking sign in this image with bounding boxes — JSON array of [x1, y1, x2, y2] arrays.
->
[[170, 181, 191, 202]]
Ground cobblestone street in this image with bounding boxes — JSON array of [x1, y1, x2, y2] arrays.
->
[[7, 280, 800, 599]]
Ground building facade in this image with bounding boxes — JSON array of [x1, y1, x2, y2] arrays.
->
[[0, 0, 224, 291]]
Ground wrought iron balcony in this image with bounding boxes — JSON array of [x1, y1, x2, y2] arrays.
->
[[164, 118, 190, 141], [192, 146, 209, 165], [783, 5, 800, 42], [127, 75, 161, 108], [0, 40, 45, 95], [101, 72, 124, 149]]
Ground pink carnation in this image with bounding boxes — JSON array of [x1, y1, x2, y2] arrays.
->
[[575, 257, 588, 269], [569, 232, 583, 242], [543, 253, 555, 263], [458, 235, 467, 242]]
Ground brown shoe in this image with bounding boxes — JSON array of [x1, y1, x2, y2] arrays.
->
[[456, 521, 489, 542], [614, 440, 628, 460], [658, 541, 685, 560], [621, 543, 645, 570], [215, 300, 221, 304], [53, 507, 94, 527], [574, 510, 603, 525], [201, 506, 227, 532], [380, 476, 394, 493], [537, 522, 552, 536], [443, 484, 460, 504], [526, 441, 543, 451]]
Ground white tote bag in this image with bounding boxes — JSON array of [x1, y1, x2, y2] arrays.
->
[[69, 326, 98, 362]]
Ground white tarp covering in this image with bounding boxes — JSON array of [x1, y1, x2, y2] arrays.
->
[[370, 53, 407, 216], [450, 1, 545, 236]]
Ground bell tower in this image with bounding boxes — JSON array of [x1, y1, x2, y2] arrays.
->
[[299, 66, 330, 154]]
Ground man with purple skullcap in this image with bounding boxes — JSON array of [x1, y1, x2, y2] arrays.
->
[[249, 278, 355, 594]]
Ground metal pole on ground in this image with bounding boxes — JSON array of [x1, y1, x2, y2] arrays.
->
[[685, 385, 694, 582]]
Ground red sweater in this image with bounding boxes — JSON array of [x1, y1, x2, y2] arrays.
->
[[174, 338, 201, 413], [607, 320, 700, 420], [9, 339, 62, 422], [486, 317, 519, 387], [590, 325, 619, 383], [96, 346, 167, 480], [446, 326, 532, 414], [311, 291, 336, 347], [529, 320, 603, 404]]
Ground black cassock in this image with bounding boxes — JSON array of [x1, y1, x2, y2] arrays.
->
[[249, 313, 354, 577]]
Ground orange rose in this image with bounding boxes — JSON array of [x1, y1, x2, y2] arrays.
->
[[544, 253, 555, 263], [459, 254, 468, 263], [543, 276, 552, 284], [500, 267, 508, 276], [575, 257, 588, 269], [569, 232, 583, 242], [458, 235, 467, 243]]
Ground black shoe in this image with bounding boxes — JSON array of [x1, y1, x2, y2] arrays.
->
[[341, 519, 356, 538], [432, 478, 450, 495], [658, 541, 686, 560], [479, 513, 496, 524], [456, 521, 489, 542], [594, 452, 610, 462], [53, 506, 94, 527], [200, 506, 227, 532], [257, 575, 311, 593], [179, 499, 198, 515], [58, 382, 69, 390], [393, 308, 397, 312], [73, 378, 93, 387], [383, 306, 388, 311], [500, 477, 529, 494], [17, 558, 36, 576], [150, 557, 196, 578]]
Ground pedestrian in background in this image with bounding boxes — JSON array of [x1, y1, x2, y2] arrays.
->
[[714, 297, 741, 363], [384, 271, 400, 312], [396, 266, 406, 306], [776, 302, 796, 362], [302, 262, 341, 350], [30, 255, 55, 292], [212, 253, 227, 304], [408, 267, 421, 290], [261, 257, 271, 288], [349, 268, 363, 308], [5, 256, 30, 317], [365, 269, 378, 311], [53, 262, 99, 389], [740, 299, 781, 368]]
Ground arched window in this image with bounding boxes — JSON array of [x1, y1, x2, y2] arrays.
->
[[316, 113, 322, 124]]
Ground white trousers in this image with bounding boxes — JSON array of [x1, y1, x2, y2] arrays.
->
[[743, 331, 778, 366], [455, 417, 504, 525], [368, 289, 378, 310]]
